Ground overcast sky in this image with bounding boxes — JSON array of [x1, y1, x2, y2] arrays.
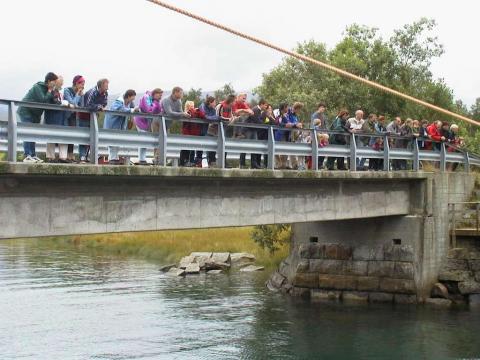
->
[[1, 0, 478, 107]]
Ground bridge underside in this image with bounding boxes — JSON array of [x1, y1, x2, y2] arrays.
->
[[0, 163, 427, 239]]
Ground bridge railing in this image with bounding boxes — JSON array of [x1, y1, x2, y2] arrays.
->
[[1, 98, 479, 171]]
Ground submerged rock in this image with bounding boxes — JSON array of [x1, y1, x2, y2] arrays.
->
[[206, 269, 223, 275], [159, 264, 176, 272], [167, 267, 186, 277], [240, 265, 264, 272]]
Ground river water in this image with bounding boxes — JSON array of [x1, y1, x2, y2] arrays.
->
[[1, 239, 480, 360]]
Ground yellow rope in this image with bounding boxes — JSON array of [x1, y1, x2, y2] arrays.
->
[[146, 0, 480, 127]]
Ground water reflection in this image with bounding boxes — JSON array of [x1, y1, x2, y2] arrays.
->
[[0, 239, 479, 359]]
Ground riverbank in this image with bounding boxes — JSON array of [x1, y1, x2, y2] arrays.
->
[[27, 227, 289, 269]]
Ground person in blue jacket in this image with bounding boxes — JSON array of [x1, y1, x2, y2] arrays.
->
[[104, 89, 139, 164]]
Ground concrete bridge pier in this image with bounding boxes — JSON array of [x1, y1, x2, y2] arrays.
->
[[269, 172, 477, 304]]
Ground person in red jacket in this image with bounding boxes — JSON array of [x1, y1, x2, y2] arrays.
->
[[180, 101, 206, 166], [425, 120, 445, 151]]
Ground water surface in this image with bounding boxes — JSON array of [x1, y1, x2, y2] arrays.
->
[[1, 239, 479, 359]]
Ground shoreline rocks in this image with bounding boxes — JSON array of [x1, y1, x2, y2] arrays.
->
[[160, 252, 260, 277]]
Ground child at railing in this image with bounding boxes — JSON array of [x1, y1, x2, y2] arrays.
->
[[370, 137, 384, 171]]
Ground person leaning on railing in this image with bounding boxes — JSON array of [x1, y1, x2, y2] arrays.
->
[[79, 79, 109, 163], [44, 76, 71, 163], [63, 75, 86, 162], [103, 89, 139, 165], [325, 110, 349, 171], [180, 100, 205, 167], [133, 88, 163, 165], [198, 96, 219, 168], [206, 94, 235, 167], [259, 103, 276, 168], [17, 72, 58, 163]]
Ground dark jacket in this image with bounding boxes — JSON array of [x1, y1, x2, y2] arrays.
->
[[330, 116, 349, 145], [17, 82, 54, 121], [84, 86, 108, 111]]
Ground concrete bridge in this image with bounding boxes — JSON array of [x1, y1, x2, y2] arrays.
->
[[0, 163, 425, 239]]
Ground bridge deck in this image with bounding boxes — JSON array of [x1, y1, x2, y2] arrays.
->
[[0, 162, 430, 180]]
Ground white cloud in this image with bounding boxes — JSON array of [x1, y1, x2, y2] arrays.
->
[[0, 0, 478, 107]]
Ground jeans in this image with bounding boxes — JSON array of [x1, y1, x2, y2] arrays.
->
[[20, 115, 37, 156], [78, 119, 90, 159]]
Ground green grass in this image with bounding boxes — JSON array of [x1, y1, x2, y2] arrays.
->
[[43, 227, 289, 269]]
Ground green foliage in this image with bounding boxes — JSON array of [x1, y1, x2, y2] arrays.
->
[[255, 18, 456, 123], [184, 88, 203, 106], [214, 83, 236, 102], [251, 224, 291, 255]]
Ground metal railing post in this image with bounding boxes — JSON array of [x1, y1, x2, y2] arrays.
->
[[413, 137, 420, 171], [440, 142, 446, 172], [7, 101, 17, 162], [349, 133, 357, 171], [217, 122, 226, 169], [157, 116, 167, 166], [312, 129, 319, 171], [464, 151, 471, 173], [267, 126, 275, 170], [89, 112, 99, 165], [383, 135, 390, 172]]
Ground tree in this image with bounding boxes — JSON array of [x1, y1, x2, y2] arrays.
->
[[255, 18, 457, 125], [184, 88, 203, 106], [214, 83, 236, 102], [251, 224, 291, 255]]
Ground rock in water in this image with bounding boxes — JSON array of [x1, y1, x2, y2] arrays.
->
[[230, 253, 256, 266], [207, 270, 223, 275], [425, 298, 452, 307], [190, 252, 213, 269], [179, 255, 196, 269], [431, 282, 449, 299], [211, 252, 231, 264], [204, 259, 230, 271], [185, 263, 200, 274], [167, 267, 186, 277], [240, 265, 265, 272], [159, 264, 176, 272]]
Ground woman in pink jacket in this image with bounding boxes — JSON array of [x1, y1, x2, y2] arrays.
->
[[134, 89, 163, 164]]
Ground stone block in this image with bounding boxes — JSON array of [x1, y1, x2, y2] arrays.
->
[[447, 248, 470, 259], [369, 292, 393, 303], [299, 243, 324, 259], [431, 283, 449, 299], [240, 265, 265, 272], [293, 273, 319, 288], [438, 270, 472, 282], [458, 281, 480, 295], [469, 260, 480, 272], [310, 289, 341, 302], [179, 255, 195, 269], [291, 287, 311, 299], [343, 291, 369, 302], [379, 278, 416, 294], [318, 274, 357, 290], [270, 272, 286, 288], [309, 259, 344, 274], [368, 261, 395, 277], [279, 260, 290, 277], [342, 261, 369, 276], [230, 253, 254, 265], [394, 294, 417, 304], [357, 276, 380, 291], [384, 244, 414, 262], [469, 294, 480, 308], [353, 246, 384, 261], [211, 252, 231, 264], [470, 251, 480, 260], [185, 263, 200, 274], [425, 298, 452, 307], [204, 260, 230, 271], [324, 244, 352, 260], [207, 270, 223, 275], [441, 258, 468, 272], [296, 259, 309, 273], [392, 262, 415, 280]]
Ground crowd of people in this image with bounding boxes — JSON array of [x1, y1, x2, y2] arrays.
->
[[16, 72, 465, 171]]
